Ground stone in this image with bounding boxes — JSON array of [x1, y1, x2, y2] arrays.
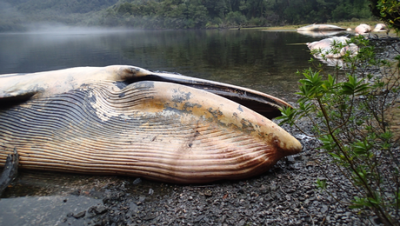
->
[[73, 210, 86, 219]]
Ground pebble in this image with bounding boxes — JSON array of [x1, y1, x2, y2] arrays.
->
[[321, 205, 329, 213], [132, 178, 142, 185], [73, 210, 86, 219], [92, 205, 108, 215]]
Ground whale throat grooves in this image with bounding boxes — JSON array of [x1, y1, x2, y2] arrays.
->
[[0, 80, 301, 184]]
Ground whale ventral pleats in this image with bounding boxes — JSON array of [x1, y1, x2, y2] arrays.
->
[[0, 65, 302, 184]]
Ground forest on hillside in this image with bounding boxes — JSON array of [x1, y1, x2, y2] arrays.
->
[[0, 0, 375, 31], [99, 0, 373, 29]]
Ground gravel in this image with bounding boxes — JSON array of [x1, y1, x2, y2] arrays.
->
[[52, 120, 377, 226]]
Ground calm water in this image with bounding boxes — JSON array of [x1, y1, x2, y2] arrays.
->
[[0, 28, 338, 224], [0, 28, 335, 101]]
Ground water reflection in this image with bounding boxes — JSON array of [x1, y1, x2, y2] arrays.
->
[[0, 29, 333, 101]]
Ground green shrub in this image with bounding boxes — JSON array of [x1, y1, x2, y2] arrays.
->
[[278, 36, 400, 225]]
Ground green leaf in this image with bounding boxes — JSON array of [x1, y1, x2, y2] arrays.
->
[[350, 196, 372, 209], [320, 135, 337, 151], [316, 178, 327, 190], [380, 131, 393, 140], [352, 140, 371, 155], [277, 106, 297, 126]]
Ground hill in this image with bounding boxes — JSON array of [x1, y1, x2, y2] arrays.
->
[[0, 0, 375, 31], [0, 0, 118, 31]]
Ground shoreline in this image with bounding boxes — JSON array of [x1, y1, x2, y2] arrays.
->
[[1, 27, 399, 226]]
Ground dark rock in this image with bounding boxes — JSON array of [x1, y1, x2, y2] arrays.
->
[[142, 213, 156, 221], [92, 205, 108, 215], [194, 215, 204, 223], [73, 210, 86, 219], [69, 189, 81, 196], [237, 219, 246, 226], [286, 156, 295, 163], [132, 178, 142, 185]]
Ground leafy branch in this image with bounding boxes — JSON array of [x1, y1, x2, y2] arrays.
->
[[278, 35, 400, 225]]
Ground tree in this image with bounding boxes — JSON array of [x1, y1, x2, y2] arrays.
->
[[369, 0, 400, 31]]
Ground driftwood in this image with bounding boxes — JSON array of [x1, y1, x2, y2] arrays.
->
[[0, 148, 18, 196]]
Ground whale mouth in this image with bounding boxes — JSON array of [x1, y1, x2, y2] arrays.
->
[[0, 65, 291, 119], [118, 69, 292, 119]]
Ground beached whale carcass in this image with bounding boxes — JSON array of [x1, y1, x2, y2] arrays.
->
[[307, 36, 358, 59], [296, 24, 346, 38], [306, 36, 358, 67], [0, 65, 302, 184], [355, 23, 372, 34], [297, 24, 346, 32], [373, 23, 387, 32]]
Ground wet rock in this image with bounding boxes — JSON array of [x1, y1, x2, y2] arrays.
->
[[132, 178, 142, 185], [73, 210, 86, 219], [286, 156, 295, 163], [89, 205, 108, 215], [69, 189, 80, 196], [129, 202, 138, 213], [142, 213, 156, 221]]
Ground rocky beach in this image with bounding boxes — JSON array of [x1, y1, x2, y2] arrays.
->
[[1, 36, 399, 226]]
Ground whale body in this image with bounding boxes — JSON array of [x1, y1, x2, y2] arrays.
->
[[0, 65, 302, 184]]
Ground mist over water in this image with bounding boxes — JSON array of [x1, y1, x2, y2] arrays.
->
[[22, 24, 139, 35]]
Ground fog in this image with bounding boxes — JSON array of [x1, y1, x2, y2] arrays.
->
[[0, 0, 120, 32], [23, 23, 141, 35], [0, 23, 151, 74]]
